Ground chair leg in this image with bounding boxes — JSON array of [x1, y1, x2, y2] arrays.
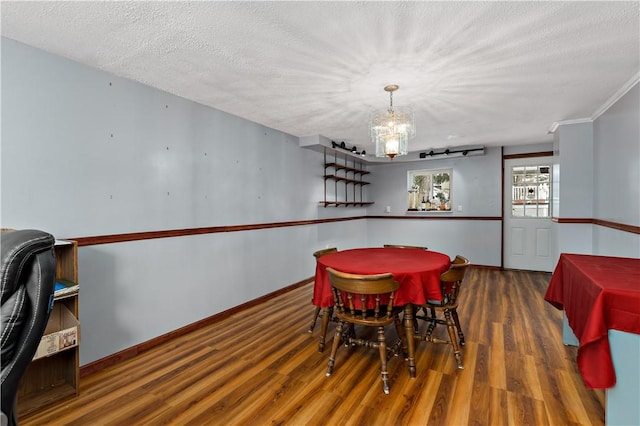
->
[[393, 315, 408, 360], [377, 326, 390, 395], [451, 309, 465, 346], [307, 306, 321, 333], [326, 321, 344, 377], [318, 307, 331, 352], [412, 305, 421, 334], [401, 304, 417, 378], [344, 323, 355, 347], [444, 310, 464, 369], [424, 310, 437, 341]]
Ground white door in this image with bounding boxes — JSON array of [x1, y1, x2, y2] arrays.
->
[[503, 158, 554, 272]]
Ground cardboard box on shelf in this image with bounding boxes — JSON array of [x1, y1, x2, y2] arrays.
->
[[34, 303, 80, 360]]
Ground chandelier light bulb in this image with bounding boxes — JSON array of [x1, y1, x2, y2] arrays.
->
[[385, 137, 400, 158]]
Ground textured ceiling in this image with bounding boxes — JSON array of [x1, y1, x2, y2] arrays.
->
[[2, 1, 639, 153]]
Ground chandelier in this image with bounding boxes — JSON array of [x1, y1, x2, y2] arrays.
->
[[369, 84, 415, 159]]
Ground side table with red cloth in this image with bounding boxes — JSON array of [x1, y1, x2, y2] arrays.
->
[[313, 247, 452, 378], [544, 253, 640, 389]]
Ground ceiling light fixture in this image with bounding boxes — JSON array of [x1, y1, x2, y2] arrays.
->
[[369, 85, 415, 159], [331, 140, 366, 157], [419, 146, 485, 159]]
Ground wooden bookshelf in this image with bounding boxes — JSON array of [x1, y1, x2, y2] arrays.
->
[[18, 240, 80, 417]]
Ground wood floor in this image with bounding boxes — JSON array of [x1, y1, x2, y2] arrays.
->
[[21, 268, 605, 425]]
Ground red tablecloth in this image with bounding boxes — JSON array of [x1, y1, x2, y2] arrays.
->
[[544, 253, 640, 389], [313, 247, 451, 308]]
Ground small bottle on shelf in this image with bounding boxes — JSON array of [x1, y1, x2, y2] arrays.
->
[[420, 197, 427, 211]]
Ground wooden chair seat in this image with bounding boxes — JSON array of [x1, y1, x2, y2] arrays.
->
[[325, 267, 408, 395]]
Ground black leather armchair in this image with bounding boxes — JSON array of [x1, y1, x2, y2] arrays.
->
[[1, 229, 56, 426]]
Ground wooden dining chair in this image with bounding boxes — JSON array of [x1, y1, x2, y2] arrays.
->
[[383, 244, 428, 250], [415, 255, 470, 369], [325, 267, 407, 394], [308, 248, 338, 351]]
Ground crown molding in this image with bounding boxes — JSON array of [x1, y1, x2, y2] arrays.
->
[[548, 72, 640, 134], [548, 118, 592, 134], [591, 72, 640, 121]]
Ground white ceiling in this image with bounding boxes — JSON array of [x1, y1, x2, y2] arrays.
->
[[2, 1, 639, 153]]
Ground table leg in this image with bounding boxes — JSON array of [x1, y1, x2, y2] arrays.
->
[[404, 304, 416, 378]]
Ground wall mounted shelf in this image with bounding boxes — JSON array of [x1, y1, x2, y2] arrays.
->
[[324, 162, 371, 175], [320, 201, 374, 207], [321, 148, 373, 207], [324, 174, 371, 185]]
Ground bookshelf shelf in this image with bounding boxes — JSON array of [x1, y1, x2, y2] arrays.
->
[[321, 148, 373, 207], [18, 240, 80, 417]]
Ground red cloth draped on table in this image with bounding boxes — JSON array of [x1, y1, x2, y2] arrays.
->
[[544, 253, 640, 389], [313, 247, 451, 309]]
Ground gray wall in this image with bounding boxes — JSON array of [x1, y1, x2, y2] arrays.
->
[[551, 83, 639, 259], [1, 37, 369, 365], [551, 122, 595, 257], [365, 147, 503, 267], [2, 37, 637, 367], [593, 83, 640, 256]]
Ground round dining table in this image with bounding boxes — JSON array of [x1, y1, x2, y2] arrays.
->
[[313, 247, 452, 378]]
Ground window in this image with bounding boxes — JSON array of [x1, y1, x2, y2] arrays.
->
[[408, 168, 452, 211], [511, 165, 550, 217]]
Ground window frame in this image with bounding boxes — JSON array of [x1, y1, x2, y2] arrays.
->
[[510, 164, 551, 218], [407, 168, 453, 212]]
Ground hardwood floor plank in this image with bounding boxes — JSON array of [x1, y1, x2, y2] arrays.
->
[[489, 323, 507, 390], [427, 372, 458, 424], [506, 391, 550, 426], [446, 341, 478, 425], [554, 370, 596, 425], [20, 269, 605, 426], [187, 368, 289, 425], [489, 386, 509, 426], [473, 342, 490, 384], [467, 380, 491, 426], [505, 351, 545, 400]]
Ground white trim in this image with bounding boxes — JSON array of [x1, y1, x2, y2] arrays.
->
[[548, 72, 640, 134], [591, 72, 640, 121], [548, 118, 592, 134]]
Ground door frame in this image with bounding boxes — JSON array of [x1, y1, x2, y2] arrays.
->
[[502, 150, 555, 270]]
